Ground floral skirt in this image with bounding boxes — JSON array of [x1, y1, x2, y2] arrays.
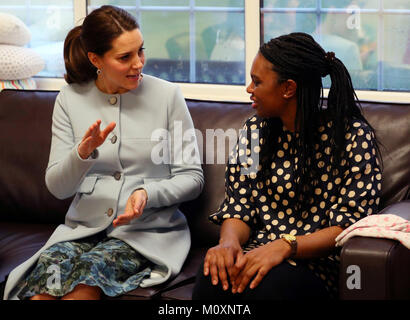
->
[[16, 232, 153, 299]]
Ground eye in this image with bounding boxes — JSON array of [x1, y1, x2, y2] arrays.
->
[[250, 76, 260, 87], [119, 54, 130, 61], [138, 47, 145, 55]]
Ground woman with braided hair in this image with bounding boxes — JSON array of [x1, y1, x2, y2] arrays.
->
[[193, 32, 382, 300]]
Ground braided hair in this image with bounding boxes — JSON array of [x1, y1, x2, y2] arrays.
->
[[258, 32, 381, 206]]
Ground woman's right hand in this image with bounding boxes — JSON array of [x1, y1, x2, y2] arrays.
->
[[203, 239, 243, 291], [78, 120, 116, 159]]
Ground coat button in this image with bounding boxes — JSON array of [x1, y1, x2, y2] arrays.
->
[[107, 208, 114, 217], [113, 171, 121, 180], [90, 149, 99, 159], [109, 96, 117, 105], [111, 135, 117, 144]]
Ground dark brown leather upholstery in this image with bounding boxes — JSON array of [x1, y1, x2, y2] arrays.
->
[[361, 102, 410, 207], [339, 201, 410, 300], [0, 89, 409, 300]]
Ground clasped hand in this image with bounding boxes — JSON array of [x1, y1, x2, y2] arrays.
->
[[204, 240, 289, 294]]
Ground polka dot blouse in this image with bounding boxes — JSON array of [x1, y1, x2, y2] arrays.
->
[[210, 115, 382, 296]]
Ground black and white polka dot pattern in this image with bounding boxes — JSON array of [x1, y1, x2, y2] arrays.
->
[[210, 115, 382, 296]]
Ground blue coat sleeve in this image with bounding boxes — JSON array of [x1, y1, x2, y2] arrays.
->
[[141, 85, 204, 208], [45, 89, 96, 199]]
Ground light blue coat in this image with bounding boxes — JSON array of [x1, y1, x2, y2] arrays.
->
[[4, 75, 204, 299]]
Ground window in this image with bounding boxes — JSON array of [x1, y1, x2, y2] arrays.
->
[[261, 0, 410, 92], [0, 0, 408, 102], [88, 0, 245, 85], [0, 0, 74, 78]]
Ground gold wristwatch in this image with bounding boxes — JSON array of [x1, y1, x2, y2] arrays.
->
[[281, 234, 297, 258]]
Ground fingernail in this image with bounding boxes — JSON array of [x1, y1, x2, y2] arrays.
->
[[212, 279, 217, 285]]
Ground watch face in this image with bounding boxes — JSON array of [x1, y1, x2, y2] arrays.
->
[[283, 234, 296, 241]]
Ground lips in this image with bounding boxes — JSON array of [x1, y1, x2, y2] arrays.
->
[[250, 96, 257, 109], [126, 73, 143, 82]]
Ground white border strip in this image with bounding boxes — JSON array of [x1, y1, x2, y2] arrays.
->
[[244, 0, 261, 87], [73, 0, 87, 25], [35, 78, 410, 104]]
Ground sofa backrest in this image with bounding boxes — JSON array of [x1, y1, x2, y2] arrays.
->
[[360, 101, 410, 207], [0, 89, 409, 248], [179, 100, 255, 247], [0, 90, 71, 225]]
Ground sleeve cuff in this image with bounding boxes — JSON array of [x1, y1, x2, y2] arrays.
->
[[142, 182, 157, 208], [75, 142, 99, 162]]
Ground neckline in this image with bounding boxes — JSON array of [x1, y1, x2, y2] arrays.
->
[[282, 124, 300, 137], [90, 81, 121, 97]]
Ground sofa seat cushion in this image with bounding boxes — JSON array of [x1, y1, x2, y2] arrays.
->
[[0, 222, 55, 283], [161, 283, 196, 300]]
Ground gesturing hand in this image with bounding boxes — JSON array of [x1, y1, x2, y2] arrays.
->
[[113, 189, 148, 227], [78, 120, 116, 160]]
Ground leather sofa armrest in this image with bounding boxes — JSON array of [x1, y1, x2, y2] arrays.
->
[[339, 200, 410, 300]]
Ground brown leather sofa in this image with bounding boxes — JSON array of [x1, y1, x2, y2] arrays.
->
[[0, 89, 409, 300]]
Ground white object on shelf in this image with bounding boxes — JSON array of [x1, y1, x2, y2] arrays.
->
[[0, 12, 31, 46], [0, 45, 45, 80]]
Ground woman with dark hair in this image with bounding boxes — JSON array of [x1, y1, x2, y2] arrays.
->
[[192, 32, 382, 300], [3, 5, 203, 300]]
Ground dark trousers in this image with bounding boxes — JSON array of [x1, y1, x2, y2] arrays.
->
[[192, 260, 330, 300]]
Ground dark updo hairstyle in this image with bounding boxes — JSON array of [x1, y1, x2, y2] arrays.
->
[[258, 32, 381, 206], [64, 5, 139, 84]]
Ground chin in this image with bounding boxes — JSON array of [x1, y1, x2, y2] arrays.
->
[[129, 84, 140, 91], [255, 109, 267, 118], [256, 108, 277, 119], [123, 83, 140, 92]]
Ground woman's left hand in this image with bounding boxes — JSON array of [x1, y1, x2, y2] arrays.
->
[[230, 239, 291, 294], [113, 189, 148, 227]]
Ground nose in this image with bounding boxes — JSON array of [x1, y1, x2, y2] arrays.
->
[[246, 81, 254, 94], [132, 54, 144, 70]]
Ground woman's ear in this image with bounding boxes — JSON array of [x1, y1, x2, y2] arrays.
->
[[282, 79, 297, 99], [87, 52, 100, 70]]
